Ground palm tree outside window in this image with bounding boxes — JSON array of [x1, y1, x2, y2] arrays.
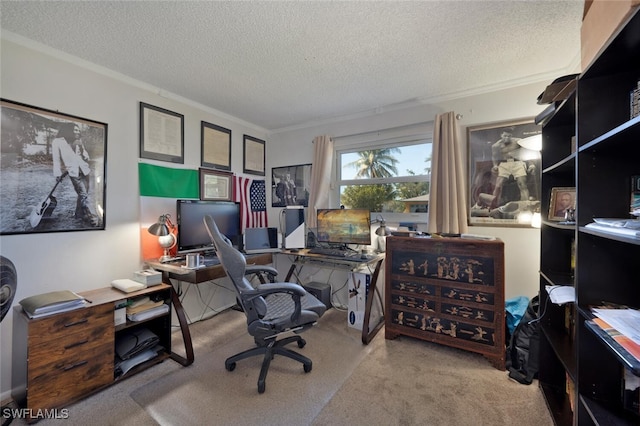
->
[[337, 141, 431, 214]]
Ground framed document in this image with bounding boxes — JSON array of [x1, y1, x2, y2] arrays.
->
[[201, 121, 231, 170], [199, 168, 233, 201], [243, 135, 265, 176], [140, 102, 184, 163]]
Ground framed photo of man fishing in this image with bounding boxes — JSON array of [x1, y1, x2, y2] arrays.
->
[[0, 99, 108, 234]]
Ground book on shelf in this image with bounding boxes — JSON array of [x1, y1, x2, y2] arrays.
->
[[19, 290, 87, 318], [591, 315, 640, 364]]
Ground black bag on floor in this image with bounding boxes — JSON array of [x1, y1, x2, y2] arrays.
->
[[506, 295, 540, 385]]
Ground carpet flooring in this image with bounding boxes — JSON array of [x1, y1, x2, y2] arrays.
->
[[10, 307, 553, 425]]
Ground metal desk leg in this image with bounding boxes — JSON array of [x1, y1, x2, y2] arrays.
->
[[361, 258, 385, 345], [164, 275, 194, 366]]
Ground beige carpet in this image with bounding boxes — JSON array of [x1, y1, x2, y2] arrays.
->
[[11, 307, 552, 425], [130, 308, 552, 426], [130, 308, 376, 425]]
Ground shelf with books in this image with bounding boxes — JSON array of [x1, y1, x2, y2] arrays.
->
[[584, 319, 640, 374], [539, 9, 640, 424]]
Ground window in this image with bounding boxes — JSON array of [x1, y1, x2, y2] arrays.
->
[[334, 125, 432, 226]]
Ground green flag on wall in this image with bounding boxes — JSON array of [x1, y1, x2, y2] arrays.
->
[[138, 163, 199, 198]]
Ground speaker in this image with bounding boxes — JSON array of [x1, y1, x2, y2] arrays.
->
[[284, 207, 305, 249]]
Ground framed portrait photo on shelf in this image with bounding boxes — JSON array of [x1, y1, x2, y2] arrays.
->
[[199, 168, 233, 201], [548, 187, 576, 221], [0, 98, 108, 234], [243, 135, 265, 176], [201, 121, 231, 170], [140, 102, 184, 163], [467, 118, 542, 227]]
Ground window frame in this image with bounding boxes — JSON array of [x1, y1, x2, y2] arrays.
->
[[333, 129, 432, 227]]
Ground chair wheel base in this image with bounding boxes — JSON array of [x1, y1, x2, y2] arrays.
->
[[226, 361, 236, 371], [303, 362, 312, 373]]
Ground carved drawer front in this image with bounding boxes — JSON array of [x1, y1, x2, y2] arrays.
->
[[389, 308, 497, 346], [390, 249, 496, 287]]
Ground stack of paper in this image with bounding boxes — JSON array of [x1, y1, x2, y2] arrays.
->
[[19, 290, 86, 319], [126, 297, 168, 322], [585, 222, 640, 238], [545, 285, 576, 305]]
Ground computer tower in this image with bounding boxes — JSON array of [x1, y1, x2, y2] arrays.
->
[[302, 281, 332, 309], [284, 206, 305, 249]]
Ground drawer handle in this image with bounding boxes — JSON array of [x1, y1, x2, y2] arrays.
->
[[64, 318, 88, 327], [64, 339, 89, 350], [62, 360, 88, 371]]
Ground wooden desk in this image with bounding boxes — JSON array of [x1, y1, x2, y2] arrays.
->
[[280, 249, 385, 345], [146, 253, 273, 284], [145, 253, 273, 366]]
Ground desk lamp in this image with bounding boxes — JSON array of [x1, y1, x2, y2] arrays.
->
[[148, 214, 176, 262], [372, 215, 392, 253]]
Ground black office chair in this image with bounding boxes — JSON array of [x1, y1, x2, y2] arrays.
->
[[203, 215, 327, 393]]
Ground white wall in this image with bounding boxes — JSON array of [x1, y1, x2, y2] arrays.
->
[[0, 36, 546, 398], [0, 38, 268, 399], [268, 84, 546, 302]]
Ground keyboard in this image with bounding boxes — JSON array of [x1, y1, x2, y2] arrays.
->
[[307, 248, 351, 258]]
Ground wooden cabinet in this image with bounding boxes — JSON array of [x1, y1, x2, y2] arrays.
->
[[539, 9, 640, 425], [385, 236, 505, 370], [12, 284, 177, 422]]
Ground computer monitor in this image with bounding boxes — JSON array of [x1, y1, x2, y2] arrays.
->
[[176, 200, 241, 254], [316, 209, 371, 246]]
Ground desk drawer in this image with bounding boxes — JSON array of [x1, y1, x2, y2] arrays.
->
[[27, 342, 114, 410], [28, 324, 114, 379], [27, 303, 112, 344]]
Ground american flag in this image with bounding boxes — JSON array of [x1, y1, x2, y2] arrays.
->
[[234, 175, 268, 231]]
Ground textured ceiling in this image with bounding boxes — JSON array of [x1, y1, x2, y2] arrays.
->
[[0, 1, 584, 132]]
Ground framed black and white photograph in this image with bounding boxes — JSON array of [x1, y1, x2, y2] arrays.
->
[[140, 102, 184, 163], [201, 121, 231, 170], [243, 134, 265, 176], [0, 99, 108, 234], [271, 163, 312, 207], [467, 118, 541, 227], [199, 168, 233, 201]]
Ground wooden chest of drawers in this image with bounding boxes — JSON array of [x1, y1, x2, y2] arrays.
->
[[12, 284, 175, 421], [23, 303, 114, 410], [385, 236, 505, 370]]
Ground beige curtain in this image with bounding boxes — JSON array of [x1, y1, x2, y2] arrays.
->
[[428, 112, 468, 234], [307, 135, 334, 228]]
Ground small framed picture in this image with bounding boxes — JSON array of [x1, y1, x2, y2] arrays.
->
[[199, 168, 233, 201], [243, 135, 265, 176], [549, 187, 576, 221], [201, 121, 231, 170], [140, 102, 184, 163]]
